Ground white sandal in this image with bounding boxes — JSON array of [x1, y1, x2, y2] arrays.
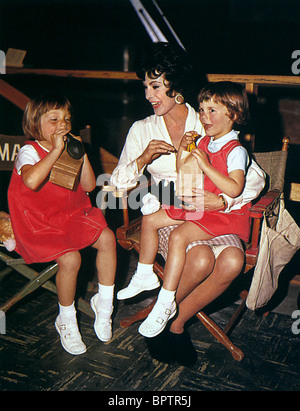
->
[[117, 271, 160, 300], [90, 294, 113, 342], [138, 300, 176, 338], [55, 315, 87, 355]]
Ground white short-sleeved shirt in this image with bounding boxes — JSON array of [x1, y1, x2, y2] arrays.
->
[[207, 130, 249, 174], [15, 143, 42, 174]]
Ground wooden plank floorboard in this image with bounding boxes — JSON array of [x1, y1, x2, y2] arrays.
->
[[1, 251, 300, 392]]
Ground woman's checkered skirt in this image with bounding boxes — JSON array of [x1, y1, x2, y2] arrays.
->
[[157, 225, 243, 261]]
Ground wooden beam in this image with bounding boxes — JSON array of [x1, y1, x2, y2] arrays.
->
[[207, 74, 300, 87], [6, 69, 300, 86], [0, 78, 30, 110], [6, 68, 139, 80]]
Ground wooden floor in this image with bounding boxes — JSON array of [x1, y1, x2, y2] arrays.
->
[[1, 246, 300, 393]]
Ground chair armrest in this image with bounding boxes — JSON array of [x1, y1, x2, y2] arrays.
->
[[247, 189, 281, 253], [100, 184, 134, 198], [100, 178, 152, 199], [116, 216, 142, 250], [250, 189, 281, 218], [100, 178, 154, 228]]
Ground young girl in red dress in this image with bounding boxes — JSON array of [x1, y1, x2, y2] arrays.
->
[[8, 95, 116, 355], [136, 81, 251, 338]]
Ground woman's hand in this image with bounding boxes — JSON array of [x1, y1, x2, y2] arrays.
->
[[179, 189, 227, 212], [137, 139, 176, 171]]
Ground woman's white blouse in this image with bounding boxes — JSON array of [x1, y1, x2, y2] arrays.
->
[[110, 103, 204, 188]]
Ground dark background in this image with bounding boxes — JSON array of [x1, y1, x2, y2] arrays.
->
[[0, 0, 299, 176], [1, 0, 299, 74]]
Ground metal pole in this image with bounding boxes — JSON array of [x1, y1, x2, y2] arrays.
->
[[151, 0, 185, 49], [129, 0, 168, 42]]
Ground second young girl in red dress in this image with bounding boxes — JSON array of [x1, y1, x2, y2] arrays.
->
[[137, 81, 251, 338]]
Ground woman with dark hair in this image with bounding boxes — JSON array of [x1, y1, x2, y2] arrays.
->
[[111, 42, 265, 366], [111, 42, 200, 189]]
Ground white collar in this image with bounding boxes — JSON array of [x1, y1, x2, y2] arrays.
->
[[208, 130, 239, 151], [36, 140, 50, 152]]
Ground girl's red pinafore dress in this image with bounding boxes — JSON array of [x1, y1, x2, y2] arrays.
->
[[8, 140, 107, 264], [165, 136, 251, 242]]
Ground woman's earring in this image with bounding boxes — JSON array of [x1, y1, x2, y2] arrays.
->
[[175, 93, 185, 105]]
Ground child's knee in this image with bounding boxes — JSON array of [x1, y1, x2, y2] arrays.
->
[[168, 227, 186, 249], [141, 213, 156, 230], [97, 227, 116, 250], [57, 251, 81, 272]]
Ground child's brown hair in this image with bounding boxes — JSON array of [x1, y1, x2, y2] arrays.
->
[[22, 94, 72, 140], [197, 81, 249, 125]]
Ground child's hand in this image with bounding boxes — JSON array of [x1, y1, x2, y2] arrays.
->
[[191, 148, 210, 170], [51, 125, 71, 153], [50, 131, 65, 153], [179, 131, 198, 151]]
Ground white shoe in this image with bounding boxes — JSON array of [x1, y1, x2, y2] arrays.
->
[[90, 294, 113, 342], [117, 271, 160, 300], [55, 315, 87, 355], [138, 300, 177, 338]]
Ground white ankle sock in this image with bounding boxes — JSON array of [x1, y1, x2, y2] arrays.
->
[[96, 283, 114, 318], [157, 287, 175, 304], [98, 283, 115, 299], [58, 301, 77, 323], [136, 262, 154, 277]]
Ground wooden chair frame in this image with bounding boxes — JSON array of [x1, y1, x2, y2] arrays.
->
[[103, 137, 289, 361], [0, 250, 94, 317]]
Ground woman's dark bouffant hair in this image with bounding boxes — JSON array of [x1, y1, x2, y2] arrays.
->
[[198, 81, 249, 125], [135, 42, 195, 98], [22, 94, 72, 140]]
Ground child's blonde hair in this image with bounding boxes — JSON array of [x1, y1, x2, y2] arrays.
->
[[198, 81, 249, 125], [23, 94, 72, 140]]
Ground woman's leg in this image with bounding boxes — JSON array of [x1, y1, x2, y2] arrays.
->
[[145, 245, 215, 365], [146, 245, 244, 364], [139, 223, 215, 337], [175, 244, 215, 304], [162, 221, 214, 291], [170, 246, 244, 334]]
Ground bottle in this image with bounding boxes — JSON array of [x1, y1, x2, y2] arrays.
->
[[186, 132, 198, 152]]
